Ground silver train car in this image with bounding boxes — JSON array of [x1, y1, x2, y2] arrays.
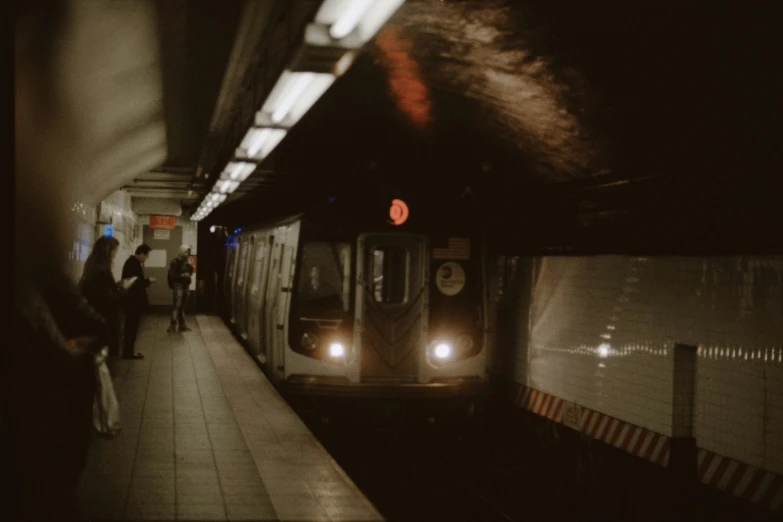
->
[[220, 202, 490, 403]]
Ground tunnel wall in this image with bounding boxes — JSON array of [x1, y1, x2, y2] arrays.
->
[[508, 255, 783, 510]]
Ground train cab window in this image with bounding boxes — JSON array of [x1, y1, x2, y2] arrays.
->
[[294, 242, 352, 317], [371, 246, 409, 304]]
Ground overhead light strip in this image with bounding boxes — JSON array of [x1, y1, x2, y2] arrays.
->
[[192, 0, 406, 221]]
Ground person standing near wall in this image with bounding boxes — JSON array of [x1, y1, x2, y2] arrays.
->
[[80, 237, 123, 357], [167, 244, 194, 333], [121, 243, 155, 359]]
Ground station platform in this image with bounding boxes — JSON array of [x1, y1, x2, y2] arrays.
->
[[77, 314, 384, 522]]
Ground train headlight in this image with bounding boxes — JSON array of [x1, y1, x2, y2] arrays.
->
[[433, 343, 452, 359], [329, 342, 346, 358], [301, 333, 318, 351]]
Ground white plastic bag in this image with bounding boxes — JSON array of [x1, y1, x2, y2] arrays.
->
[[93, 347, 121, 436]]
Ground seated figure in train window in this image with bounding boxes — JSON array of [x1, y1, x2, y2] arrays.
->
[[298, 265, 343, 317]]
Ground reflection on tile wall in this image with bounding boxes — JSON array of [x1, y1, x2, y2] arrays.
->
[[516, 256, 783, 474]]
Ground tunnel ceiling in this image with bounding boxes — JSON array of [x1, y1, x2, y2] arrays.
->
[[122, 0, 244, 208], [200, 0, 781, 249], [100, 0, 782, 253]]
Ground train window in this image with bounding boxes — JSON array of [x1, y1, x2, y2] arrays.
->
[[295, 242, 352, 313], [237, 241, 250, 286], [371, 246, 409, 304], [251, 243, 266, 294]]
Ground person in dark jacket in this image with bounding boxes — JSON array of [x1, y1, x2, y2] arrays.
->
[[79, 236, 123, 357], [167, 244, 194, 333], [121, 243, 155, 359]]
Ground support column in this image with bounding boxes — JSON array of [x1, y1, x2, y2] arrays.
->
[[669, 343, 698, 480]]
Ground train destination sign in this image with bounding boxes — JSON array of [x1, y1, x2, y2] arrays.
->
[[389, 199, 409, 226]]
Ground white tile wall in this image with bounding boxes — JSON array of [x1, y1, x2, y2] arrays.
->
[[65, 200, 97, 284], [98, 190, 139, 282], [513, 255, 783, 474]]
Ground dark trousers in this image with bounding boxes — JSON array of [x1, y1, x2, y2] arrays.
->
[[124, 308, 143, 356], [171, 286, 189, 326]]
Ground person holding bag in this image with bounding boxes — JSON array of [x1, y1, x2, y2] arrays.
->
[[79, 236, 123, 435]]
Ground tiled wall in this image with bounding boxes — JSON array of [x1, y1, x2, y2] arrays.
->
[[65, 200, 98, 284], [513, 256, 783, 475], [98, 190, 139, 282]]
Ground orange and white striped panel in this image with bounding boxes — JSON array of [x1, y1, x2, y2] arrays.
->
[[514, 385, 669, 466], [698, 449, 783, 512], [512, 384, 782, 511]]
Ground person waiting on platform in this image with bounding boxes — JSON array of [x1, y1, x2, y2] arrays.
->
[[80, 236, 123, 357], [167, 244, 194, 333], [297, 265, 343, 318], [121, 243, 155, 359]]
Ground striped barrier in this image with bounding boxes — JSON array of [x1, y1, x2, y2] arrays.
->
[[698, 449, 783, 511], [512, 384, 782, 512]]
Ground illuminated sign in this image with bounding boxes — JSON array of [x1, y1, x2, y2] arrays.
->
[[102, 224, 114, 237], [150, 216, 176, 229], [389, 199, 409, 226]]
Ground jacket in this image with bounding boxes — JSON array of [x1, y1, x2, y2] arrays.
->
[[168, 256, 193, 289], [121, 255, 150, 309], [79, 267, 121, 352]]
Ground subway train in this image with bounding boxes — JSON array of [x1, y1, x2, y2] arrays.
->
[[219, 199, 490, 409]]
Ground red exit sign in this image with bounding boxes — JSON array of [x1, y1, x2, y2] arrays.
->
[[150, 216, 176, 229]]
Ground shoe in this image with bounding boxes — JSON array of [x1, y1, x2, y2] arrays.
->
[[179, 324, 192, 332], [123, 352, 144, 360], [167, 324, 177, 333]]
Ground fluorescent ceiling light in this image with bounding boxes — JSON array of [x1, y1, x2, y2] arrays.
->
[[358, 0, 404, 42], [236, 128, 287, 160], [223, 161, 256, 182], [240, 128, 272, 159], [261, 71, 335, 126], [316, 0, 404, 43], [217, 180, 240, 194], [329, 0, 374, 39]]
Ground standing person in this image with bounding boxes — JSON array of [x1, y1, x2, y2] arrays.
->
[[79, 237, 123, 357], [121, 243, 155, 359], [167, 244, 194, 333]]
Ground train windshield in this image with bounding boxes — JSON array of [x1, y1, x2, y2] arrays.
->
[[294, 242, 352, 319]]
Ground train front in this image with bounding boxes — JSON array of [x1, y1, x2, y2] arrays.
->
[[283, 224, 489, 409]]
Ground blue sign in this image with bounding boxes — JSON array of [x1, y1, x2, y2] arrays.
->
[[103, 224, 114, 237]]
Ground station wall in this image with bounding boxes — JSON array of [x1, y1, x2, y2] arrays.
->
[[505, 255, 783, 505]]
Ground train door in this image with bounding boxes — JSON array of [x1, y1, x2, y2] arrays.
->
[[264, 234, 283, 382], [224, 238, 238, 320], [356, 233, 429, 383], [237, 235, 255, 339], [247, 234, 271, 363], [232, 237, 250, 327], [274, 244, 296, 381]]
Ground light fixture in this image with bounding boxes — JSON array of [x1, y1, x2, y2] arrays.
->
[[316, 0, 405, 44], [236, 128, 287, 160], [223, 161, 256, 182], [259, 71, 335, 127], [217, 180, 240, 194]]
